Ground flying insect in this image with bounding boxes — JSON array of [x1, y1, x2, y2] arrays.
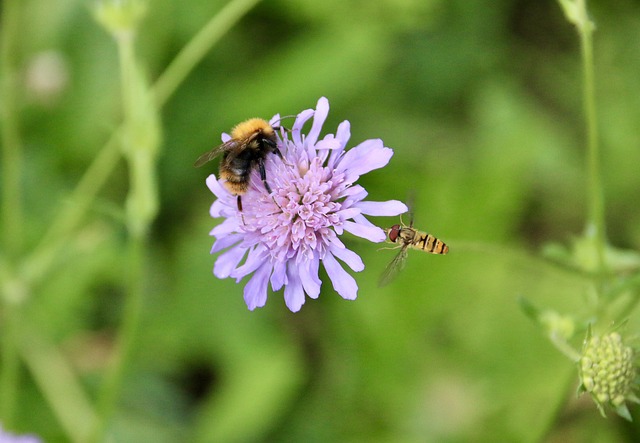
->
[[379, 209, 448, 287]]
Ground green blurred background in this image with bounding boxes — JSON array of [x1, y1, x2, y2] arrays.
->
[[6, 0, 640, 441]]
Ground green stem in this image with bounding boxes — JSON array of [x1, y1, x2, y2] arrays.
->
[[0, 299, 19, 428], [1, 0, 23, 258], [535, 370, 579, 442], [450, 240, 596, 281], [23, 0, 263, 288], [577, 2, 606, 275], [0, 0, 23, 427], [19, 321, 96, 443], [89, 26, 146, 442], [23, 133, 122, 285], [89, 234, 145, 443], [152, 0, 262, 106]]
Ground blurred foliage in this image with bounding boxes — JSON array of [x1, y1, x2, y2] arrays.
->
[[5, 0, 640, 441]]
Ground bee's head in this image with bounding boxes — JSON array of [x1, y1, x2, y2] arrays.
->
[[231, 118, 272, 140]]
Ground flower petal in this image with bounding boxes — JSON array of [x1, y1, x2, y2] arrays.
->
[[210, 200, 227, 218], [299, 256, 321, 299], [230, 245, 268, 280], [335, 139, 393, 180], [206, 174, 229, 200], [214, 246, 247, 279], [335, 207, 361, 221], [210, 233, 243, 253], [315, 136, 341, 164], [356, 200, 408, 216], [342, 220, 386, 243], [292, 109, 314, 147], [284, 262, 306, 312], [269, 113, 281, 127], [244, 262, 272, 310], [270, 260, 287, 291], [328, 242, 364, 272], [305, 97, 329, 156], [338, 185, 367, 201], [335, 120, 351, 146], [328, 120, 350, 169], [323, 253, 358, 300], [353, 213, 377, 227], [210, 217, 239, 237]]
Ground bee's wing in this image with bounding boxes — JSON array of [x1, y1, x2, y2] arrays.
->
[[378, 246, 409, 287], [193, 139, 238, 168]]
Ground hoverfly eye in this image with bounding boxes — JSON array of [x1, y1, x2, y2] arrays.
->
[[388, 225, 401, 242]]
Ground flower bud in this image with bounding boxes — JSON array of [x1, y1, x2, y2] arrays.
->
[[578, 331, 640, 420]]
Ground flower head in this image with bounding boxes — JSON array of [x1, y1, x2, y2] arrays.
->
[[207, 97, 407, 312], [578, 330, 640, 420]]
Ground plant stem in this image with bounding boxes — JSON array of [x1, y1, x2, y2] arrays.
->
[[0, 299, 19, 428], [577, 2, 606, 275], [89, 233, 145, 443], [19, 321, 96, 443], [152, 0, 262, 106], [1, 0, 23, 259], [535, 370, 579, 442], [23, 133, 122, 285], [23, 0, 263, 288], [0, 0, 23, 427], [89, 22, 151, 440]]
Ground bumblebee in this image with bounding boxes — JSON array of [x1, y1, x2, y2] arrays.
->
[[379, 207, 448, 287], [194, 118, 283, 211]]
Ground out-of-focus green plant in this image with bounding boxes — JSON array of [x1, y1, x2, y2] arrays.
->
[[0, 0, 263, 440], [520, 0, 640, 424]]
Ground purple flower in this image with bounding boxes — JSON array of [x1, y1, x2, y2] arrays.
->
[[207, 97, 407, 312], [0, 425, 41, 443]]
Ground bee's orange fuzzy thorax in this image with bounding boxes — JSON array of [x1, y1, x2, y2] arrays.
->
[[231, 118, 272, 139]]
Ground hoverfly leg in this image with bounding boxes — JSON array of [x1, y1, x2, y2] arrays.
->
[[377, 244, 402, 252]]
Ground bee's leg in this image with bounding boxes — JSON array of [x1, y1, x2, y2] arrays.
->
[[258, 157, 283, 211], [258, 157, 272, 194], [236, 195, 246, 225]]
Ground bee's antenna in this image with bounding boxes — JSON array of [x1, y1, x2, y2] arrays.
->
[[271, 114, 296, 132]]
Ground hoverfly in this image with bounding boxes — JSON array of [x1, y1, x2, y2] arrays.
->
[[379, 206, 448, 287]]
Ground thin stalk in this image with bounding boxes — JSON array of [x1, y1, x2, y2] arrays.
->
[[89, 27, 147, 442], [89, 233, 145, 443], [23, 0, 263, 287], [19, 0, 264, 439], [0, 300, 19, 428], [0, 0, 23, 427], [23, 133, 121, 285], [534, 371, 579, 442], [1, 0, 23, 258], [19, 321, 96, 443], [577, 2, 606, 275], [152, 0, 262, 106]]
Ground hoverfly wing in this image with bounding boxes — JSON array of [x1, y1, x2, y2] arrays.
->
[[378, 246, 409, 287], [405, 191, 416, 228], [193, 139, 238, 168]]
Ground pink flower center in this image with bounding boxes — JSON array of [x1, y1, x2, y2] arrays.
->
[[242, 158, 344, 262]]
